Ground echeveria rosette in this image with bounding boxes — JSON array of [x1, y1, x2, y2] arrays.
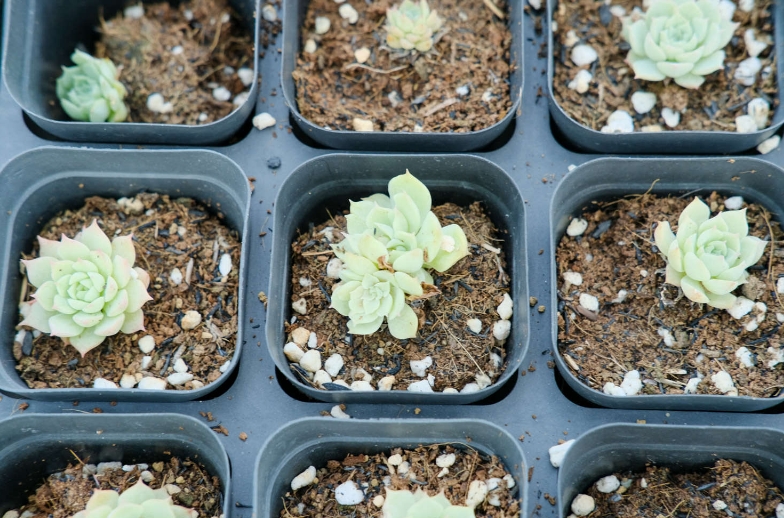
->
[[385, 0, 443, 52], [621, 0, 739, 89], [382, 488, 475, 518], [654, 197, 768, 309], [20, 220, 152, 356], [56, 49, 129, 122], [72, 479, 197, 518]]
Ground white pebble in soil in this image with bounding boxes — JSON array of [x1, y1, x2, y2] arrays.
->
[[407, 380, 433, 393], [727, 296, 754, 319], [138, 377, 167, 390], [492, 320, 511, 340], [735, 346, 755, 368], [291, 466, 317, 490], [735, 115, 758, 134], [497, 293, 513, 320], [568, 70, 592, 94], [744, 29, 769, 59], [350, 380, 374, 391], [141, 356, 153, 370], [212, 86, 232, 102], [313, 370, 332, 387], [324, 354, 344, 377], [181, 310, 202, 330], [571, 44, 598, 66], [718, 0, 736, 19], [456, 85, 470, 97], [620, 370, 642, 395], [220, 361, 230, 373], [566, 218, 588, 237], [713, 500, 728, 511], [631, 91, 656, 114], [284, 342, 305, 362], [120, 374, 137, 388], [564, 30, 580, 47], [757, 135, 780, 155], [711, 371, 737, 395], [410, 356, 432, 377], [595, 475, 620, 493], [548, 439, 574, 468], [170, 267, 183, 285], [475, 373, 492, 390], [292, 298, 308, 315], [465, 481, 488, 509], [571, 494, 596, 517], [261, 3, 277, 22], [603, 382, 626, 396], [330, 404, 350, 419], [735, 57, 762, 86], [460, 383, 480, 394], [94, 378, 118, 389], [378, 375, 395, 391], [307, 332, 318, 349], [326, 257, 343, 278], [579, 293, 599, 312], [218, 253, 232, 276], [315, 17, 331, 35], [352, 118, 374, 132], [684, 378, 702, 394], [167, 372, 193, 386], [124, 4, 144, 19], [354, 47, 370, 64], [466, 318, 482, 333], [563, 271, 583, 287], [610, 5, 626, 16], [233, 92, 250, 107], [147, 93, 173, 114], [601, 110, 634, 133], [661, 107, 680, 128], [339, 3, 359, 23], [291, 327, 309, 346], [777, 502, 784, 518], [252, 112, 276, 131], [658, 327, 674, 347], [436, 453, 456, 468], [442, 387, 458, 393], [237, 67, 254, 86], [724, 196, 744, 210], [304, 39, 317, 54], [173, 358, 188, 373], [738, 0, 754, 12], [139, 335, 156, 354], [299, 350, 322, 373]]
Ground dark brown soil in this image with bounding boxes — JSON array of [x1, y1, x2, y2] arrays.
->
[[287, 202, 512, 393], [281, 444, 520, 517], [556, 191, 784, 397], [292, 0, 513, 132], [552, 0, 778, 132], [96, 0, 255, 125], [584, 460, 784, 517], [15, 193, 241, 391], [9, 457, 222, 518]]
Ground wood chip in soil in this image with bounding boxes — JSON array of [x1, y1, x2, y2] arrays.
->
[[9, 457, 222, 518], [293, 0, 513, 132], [96, 0, 255, 125], [287, 202, 512, 393], [15, 193, 241, 391], [583, 459, 783, 517], [552, 0, 778, 132], [281, 444, 520, 517], [556, 191, 784, 397]]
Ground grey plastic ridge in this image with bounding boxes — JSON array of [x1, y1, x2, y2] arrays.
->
[[550, 156, 784, 411], [546, 0, 784, 154], [0, 147, 251, 402], [280, 0, 524, 151], [1, 0, 260, 145]]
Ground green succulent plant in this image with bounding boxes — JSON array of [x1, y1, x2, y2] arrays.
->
[[620, 0, 739, 89], [20, 220, 152, 356], [382, 488, 475, 518], [71, 480, 197, 518], [385, 0, 443, 52], [56, 49, 129, 122], [654, 197, 768, 309]]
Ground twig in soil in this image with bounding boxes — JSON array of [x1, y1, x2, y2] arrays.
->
[[343, 63, 409, 75], [482, 0, 505, 19], [69, 449, 86, 465], [422, 98, 459, 117], [301, 249, 335, 257]]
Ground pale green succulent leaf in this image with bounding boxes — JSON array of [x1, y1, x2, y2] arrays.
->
[[628, 20, 648, 54], [348, 315, 385, 335], [86, 507, 113, 518], [111, 235, 136, 265], [23, 257, 56, 288], [57, 50, 128, 122], [395, 271, 423, 296], [680, 275, 710, 304], [705, 292, 737, 309], [698, 253, 728, 277], [718, 208, 748, 236], [691, 50, 725, 75], [93, 313, 125, 337], [654, 221, 676, 257], [702, 278, 739, 295], [393, 249, 424, 273], [387, 303, 418, 339], [739, 236, 767, 267], [358, 234, 389, 264], [683, 252, 710, 281], [78, 220, 113, 255], [408, 499, 445, 518], [20, 301, 55, 333], [59, 236, 91, 261], [32, 281, 57, 311], [665, 264, 685, 286], [427, 225, 469, 272], [73, 310, 104, 328], [106, 504, 144, 518], [442, 507, 476, 518], [48, 313, 84, 337], [142, 500, 176, 518], [37, 236, 62, 258], [120, 308, 145, 334], [87, 491, 120, 512]]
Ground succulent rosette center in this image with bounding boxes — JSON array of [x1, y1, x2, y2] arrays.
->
[[20, 220, 152, 356], [385, 0, 443, 52]]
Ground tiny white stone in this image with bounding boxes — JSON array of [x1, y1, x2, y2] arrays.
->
[[564, 30, 580, 47], [354, 367, 372, 382], [684, 376, 702, 394], [640, 124, 663, 132], [571, 494, 596, 516], [776, 502, 784, 518], [611, 289, 628, 304], [757, 135, 781, 155], [330, 404, 350, 419], [339, 3, 359, 23], [138, 377, 167, 390], [304, 39, 318, 54], [735, 347, 755, 368], [373, 495, 385, 508], [388, 454, 403, 466], [410, 356, 433, 377], [601, 110, 634, 133], [718, 0, 736, 19], [436, 454, 456, 469], [631, 91, 656, 114], [466, 481, 488, 509], [460, 383, 480, 394], [658, 327, 674, 347], [170, 267, 183, 286], [171, 45, 184, 55], [736, 115, 758, 134], [120, 374, 137, 388], [492, 320, 511, 340], [147, 93, 173, 114], [724, 196, 744, 210], [778, 312, 784, 323], [466, 318, 483, 333], [139, 335, 156, 354], [284, 342, 306, 362], [571, 44, 598, 66], [482, 89, 494, 102], [548, 439, 575, 468], [456, 85, 470, 96], [610, 5, 626, 16], [331, 380, 350, 388], [219, 361, 230, 373], [124, 4, 144, 19], [744, 29, 768, 58], [738, 0, 754, 12], [313, 370, 332, 387], [181, 310, 202, 330], [262, 3, 277, 21], [563, 271, 583, 286], [603, 382, 626, 396], [407, 379, 433, 392], [141, 356, 152, 369], [221, 12, 231, 23], [212, 86, 232, 102], [567, 218, 588, 236], [497, 293, 514, 320], [503, 474, 515, 489], [299, 350, 322, 373], [442, 387, 459, 393], [596, 475, 620, 493], [292, 298, 308, 315], [378, 375, 395, 391], [173, 358, 188, 373], [322, 354, 344, 377], [198, 113, 209, 123], [475, 373, 492, 390], [579, 293, 599, 312], [315, 16, 331, 35], [291, 466, 317, 490], [167, 372, 193, 386], [183, 9, 194, 20], [352, 118, 374, 132], [713, 500, 728, 511], [350, 380, 375, 391], [238, 67, 254, 86], [326, 258, 343, 278], [233, 91, 250, 107], [253, 112, 276, 131], [528, 0, 542, 9], [621, 370, 642, 395], [94, 378, 118, 389], [398, 461, 410, 475], [661, 107, 680, 128], [490, 353, 503, 368], [97, 462, 122, 475], [735, 57, 762, 86], [217, 253, 232, 276], [711, 371, 736, 395], [745, 319, 759, 332], [727, 296, 755, 319], [354, 47, 371, 64]]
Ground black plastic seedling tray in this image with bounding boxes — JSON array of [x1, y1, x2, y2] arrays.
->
[[0, 1, 783, 517]]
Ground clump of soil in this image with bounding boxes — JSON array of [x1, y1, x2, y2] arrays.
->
[[552, 0, 778, 132], [281, 444, 520, 517], [582, 460, 784, 517], [15, 193, 241, 391], [287, 202, 512, 393], [556, 191, 784, 397], [96, 0, 255, 125], [293, 0, 514, 132], [10, 457, 222, 518]]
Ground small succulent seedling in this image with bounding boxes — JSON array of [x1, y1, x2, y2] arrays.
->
[[620, 0, 738, 89], [385, 0, 443, 52], [654, 197, 767, 309], [56, 49, 129, 122], [20, 220, 152, 356], [72, 479, 197, 518], [330, 170, 469, 339], [382, 488, 475, 518]]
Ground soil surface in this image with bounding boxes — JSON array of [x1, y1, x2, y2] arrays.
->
[[96, 0, 255, 125], [286, 202, 512, 393], [556, 191, 784, 397], [552, 0, 778, 132], [281, 444, 520, 517], [293, 0, 513, 132], [583, 460, 784, 517], [9, 457, 222, 518], [15, 193, 241, 391]]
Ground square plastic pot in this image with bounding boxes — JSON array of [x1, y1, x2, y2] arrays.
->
[[550, 156, 784, 411], [254, 417, 527, 518], [0, 147, 250, 401], [546, 0, 784, 154], [558, 423, 784, 518], [0, 413, 230, 516], [2, 0, 259, 145], [266, 153, 528, 404], [281, 0, 523, 151]]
